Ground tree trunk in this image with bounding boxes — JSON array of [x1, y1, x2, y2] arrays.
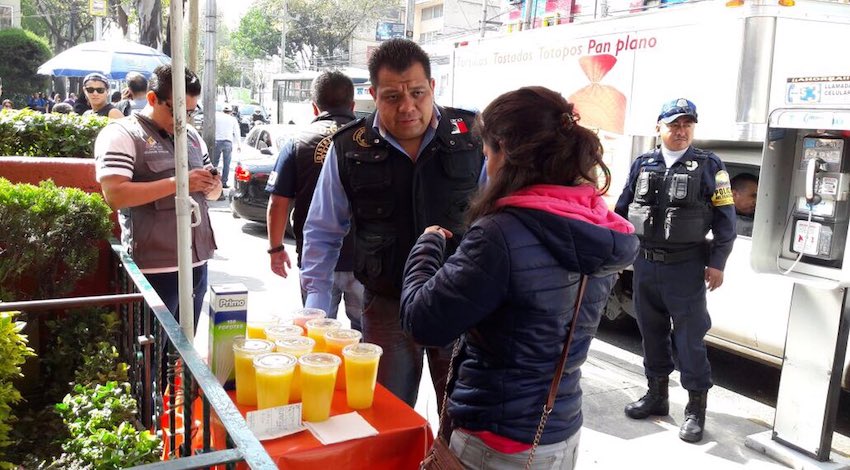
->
[[136, 0, 163, 50]]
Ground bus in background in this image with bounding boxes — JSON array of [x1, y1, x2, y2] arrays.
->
[[270, 68, 370, 125]]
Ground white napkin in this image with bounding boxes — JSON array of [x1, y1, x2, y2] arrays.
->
[[304, 411, 379, 445]]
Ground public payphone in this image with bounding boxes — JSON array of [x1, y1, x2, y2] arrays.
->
[[788, 135, 850, 267], [749, 108, 850, 465]]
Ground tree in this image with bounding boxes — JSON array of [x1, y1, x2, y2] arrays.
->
[[136, 0, 163, 49], [21, 0, 93, 53], [231, 7, 281, 60], [0, 28, 52, 103]]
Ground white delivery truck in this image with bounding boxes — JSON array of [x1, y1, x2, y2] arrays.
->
[[425, 0, 850, 388]]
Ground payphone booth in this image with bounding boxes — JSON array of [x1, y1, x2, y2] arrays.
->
[[750, 108, 850, 467]]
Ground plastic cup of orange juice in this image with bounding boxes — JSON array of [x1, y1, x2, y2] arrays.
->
[[247, 315, 280, 339], [305, 318, 342, 353], [298, 353, 341, 422], [264, 324, 304, 342], [273, 336, 316, 402], [289, 308, 326, 330], [342, 343, 383, 409], [253, 353, 298, 410], [232, 338, 275, 406], [324, 329, 362, 390]]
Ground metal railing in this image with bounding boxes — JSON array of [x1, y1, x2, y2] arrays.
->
[[0, 241, 276, 469]]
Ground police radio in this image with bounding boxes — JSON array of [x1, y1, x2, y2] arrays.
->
[[790, 135, 850, 266]]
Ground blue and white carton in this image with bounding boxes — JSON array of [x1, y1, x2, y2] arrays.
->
[[209, 283, 248, 390]]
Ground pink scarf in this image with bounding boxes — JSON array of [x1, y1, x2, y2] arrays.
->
[[495, 184, 634, 234]]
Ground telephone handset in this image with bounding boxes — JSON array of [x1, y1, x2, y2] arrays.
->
[[805, 157, 824, 205]]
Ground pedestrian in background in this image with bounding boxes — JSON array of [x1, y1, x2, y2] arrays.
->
[[300, 39, 484, 409], [265, 70, 363, 332], [116, 72, 149, 116], [401, 86, 638, 469], [615, 98, 736, 443], [2, 99, 12, 110], [212, 104, 241, 188], [82, 73, 123, 120]]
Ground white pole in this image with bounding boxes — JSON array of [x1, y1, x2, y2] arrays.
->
[[202, 0, 217, 154], [170, 0, 194, 341]]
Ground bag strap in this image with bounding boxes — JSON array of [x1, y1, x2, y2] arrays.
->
[[435, 339, 462, 442], [524, 275, 588, 469]]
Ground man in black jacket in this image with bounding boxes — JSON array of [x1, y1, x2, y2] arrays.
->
[[265, 71, 363, 331]]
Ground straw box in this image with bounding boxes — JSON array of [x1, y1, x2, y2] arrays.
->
[[209, 283, 248, 390]]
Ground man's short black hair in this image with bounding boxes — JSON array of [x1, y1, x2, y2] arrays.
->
[[149, 64, 202, 101], [311, 71, 354, 111], [731, 172, 758, 191], [126, 72, 149, 94], [367, 39, 431, 87]]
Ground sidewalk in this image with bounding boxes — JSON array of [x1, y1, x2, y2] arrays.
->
[[578, 339, 850, 469]]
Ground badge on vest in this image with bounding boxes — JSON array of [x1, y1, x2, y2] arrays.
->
[[314, 135, 332, 164], [712, 170, 734, 207], [450, 118, 468, 135], [353, 127, 371, 147]]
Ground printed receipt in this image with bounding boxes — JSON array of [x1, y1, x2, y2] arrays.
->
[[246, 403, 306, 440]]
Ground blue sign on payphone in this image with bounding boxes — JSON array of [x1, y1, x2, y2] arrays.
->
[[376, 22, 406, 41]]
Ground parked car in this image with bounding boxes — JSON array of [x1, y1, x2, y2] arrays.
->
[[229, 124, 299, 229], [235, 104, 270, 137]]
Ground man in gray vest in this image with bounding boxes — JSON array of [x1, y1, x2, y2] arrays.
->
[[94, 64, 220, 328], [265, 71, 363, 331]]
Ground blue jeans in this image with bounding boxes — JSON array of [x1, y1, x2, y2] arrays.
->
[[300, 271, 364, 332], [145, 264, 208, 332], [212, 140, 233, 185], [449, 429, 581, 470], [361, 291, 451, 408]]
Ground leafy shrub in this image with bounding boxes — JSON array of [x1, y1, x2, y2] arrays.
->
[[0, 108, 107, 158], [0, 179, 112, 300], [54, 382, 161, 469], [0, 29, 51, 99], [0, 312, 36, 468]]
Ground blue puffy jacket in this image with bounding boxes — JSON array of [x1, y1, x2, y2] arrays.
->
[[401, 206, 639, 445]]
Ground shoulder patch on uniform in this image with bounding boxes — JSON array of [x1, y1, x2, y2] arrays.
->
[[352, 127, 371, 148], [314, 135, 333, 164], [712, 170, 734, 207]]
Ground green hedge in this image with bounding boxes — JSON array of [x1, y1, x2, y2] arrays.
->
[[0, 179, 112, 301], [0, 312, 35, 469], [0, 109, 107, 158]]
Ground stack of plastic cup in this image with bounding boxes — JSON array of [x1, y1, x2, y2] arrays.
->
[[342, 343, 383, 409], [273, 336, 316, 402], [289, 308, 326, 330], [305, 318, 342, 353], [298, 353, 341, 422], [253, 353, 298, 409], [324, 329, 362, 390], [232, 338, 275, 406], [264, 324, 305, 342], [247, 315, 281, 339]]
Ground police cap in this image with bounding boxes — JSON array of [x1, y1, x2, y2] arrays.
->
[[658, 98, 698, 124]]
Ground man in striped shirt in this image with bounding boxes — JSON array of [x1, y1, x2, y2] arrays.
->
[[94, 64, 220, 329]]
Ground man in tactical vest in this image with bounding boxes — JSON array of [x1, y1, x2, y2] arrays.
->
[[265, 70, 363, 331], [614, 98, 736, 443], [300, 39, 484, 408], [94, 64, 220, 328]]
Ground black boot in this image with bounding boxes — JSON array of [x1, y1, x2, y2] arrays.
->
[[625, 376, 669, 419], [679, 390, 707, 443]]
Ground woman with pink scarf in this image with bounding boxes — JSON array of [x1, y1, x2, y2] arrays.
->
[[401, 86, 639, 469]]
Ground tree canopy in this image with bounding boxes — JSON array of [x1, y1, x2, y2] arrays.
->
[[0, 28, 52, 101], [232, 0, 395, 68]]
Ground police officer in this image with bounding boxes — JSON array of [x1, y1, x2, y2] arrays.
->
[[300, 39, 484, 408], [614, 98, 736, 443]]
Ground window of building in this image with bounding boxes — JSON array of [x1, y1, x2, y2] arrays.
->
[[0, 6, 12, 29], [421, 4, 444, 21], [419, 31, 440, 43]]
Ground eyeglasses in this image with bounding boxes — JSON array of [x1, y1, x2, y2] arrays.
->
[[85, 87, 107, 94], [163, 100, 197, 118]]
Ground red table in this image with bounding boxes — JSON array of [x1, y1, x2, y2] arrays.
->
[[211, 385, 434, 469]]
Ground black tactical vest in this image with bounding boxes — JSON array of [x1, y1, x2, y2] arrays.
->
[[627, 151, 712, 247], [292, 110, 355, 270], [333, 107, 483, 298]]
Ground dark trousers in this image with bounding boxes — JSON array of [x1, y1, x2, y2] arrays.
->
[[632, 255, 712, 391], [361, 290, 451, 410]]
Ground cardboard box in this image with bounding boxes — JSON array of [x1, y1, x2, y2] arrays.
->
[[209, 283, 248, 390]]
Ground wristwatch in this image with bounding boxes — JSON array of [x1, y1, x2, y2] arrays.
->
[[267, 245, 286, 254]]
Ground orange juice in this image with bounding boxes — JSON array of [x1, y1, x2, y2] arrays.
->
[[343, 343, 383, 409], [305, 318, 342, 353], [232, 338, 275, 406], [265, 324, 304, 341], [324, 329, 362, 390], [247, 317, 279, 339], [299, 353, 340, 422], [274, 336, 316, 402], [253, 353, 297, 410]]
